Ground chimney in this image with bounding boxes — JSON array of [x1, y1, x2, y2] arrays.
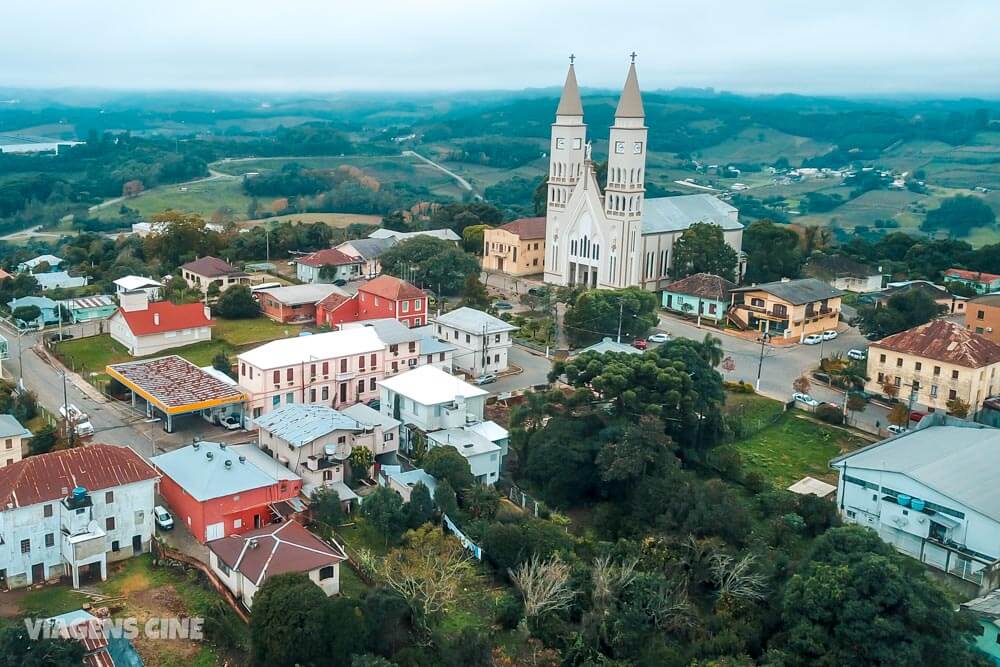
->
[[153, 312, 160, 326], [119, 290, 149, 312], [239, 455, 246, 464], [204, 304, 212, 320]]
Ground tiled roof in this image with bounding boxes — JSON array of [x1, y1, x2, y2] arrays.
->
[[731, 278, 844, 305], [116, 301, 213, 335], [359, 275, 425, 301], [0, 445, 157, 509], [106, 355, 245, 412], [208, 520, 345, 587], [497, 217, 546, 240], [662, 272, 736, 300], [180, 256, 246, 278], [295, 248, 361, 268], [804, 253, 879, 280], [873, 319, 1000, 368], [945, 267, 1000, 283], [315, 291, 353, 314]]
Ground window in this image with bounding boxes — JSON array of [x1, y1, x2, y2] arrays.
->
[[389, 344, 398, 354], [234, 518, 242, 529], [273, 370, 280, 384], [340, 359, 348, 373], [977, 327, 985, 334], [44, 533, 54, 547], [359, 355, 365, 370], [413, 317, 421, 326], [323, 470, 333, 481], [358, 380, 365, 395], [319, 565, 336, 580], [402, 301, 409, 313], [879, 354, 886, 363], [949, 389, 957, 400], [494, 353, 500, 363], [106, 517, 115, 530], [751, 298, 765, 308], [309, 388, 316, 403], [20, 539, 29, 554], [322, 386, 329, 401], [427, 354, 432, 364], [934, 366, 941, 376], [217, 560, 231, 576], [272, 396, 280, 407], [384, 432, 394, 442], [895, 358, 903, 367], [4, 439, 10, 450], [408, 342, 416, 353], [135, 510, 144, 525], [43, 504, 52, 518], [370, 377, 376, 391], [105, 491, 114, 504], [952, 370, 960, 379], [494, 334, 501, 343], [112, 540, 119, 553], [439, 353, 445, 362], [392, 361, 398, 372], [894, 377, 901, 387], [465, 333, 471, 343], [286, 392, 294, 404], [930, 385, 938, 398], [286, 368, 293, 382], [846, 510, 856, 519], [322, 361, 329, 376], [370, 354, 376, 367], [978, 309, 986, 320], [241, 363, 246, 376]]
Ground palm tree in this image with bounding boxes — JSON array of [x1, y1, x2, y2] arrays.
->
[[700, 334, 724, 368]]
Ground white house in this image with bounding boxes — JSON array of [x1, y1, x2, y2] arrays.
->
[[17, 254, 63, 273], [0, 445, 158, 589], [0, 415, 30, 468], [113, 275, 163, 301], [432, 307, 516, 377], [109, 292, 213, 356], [207, 520, 346, 610], [831, 416, 1000, 594], [428, 428, 502, 485], [413, 325, 456, 372]]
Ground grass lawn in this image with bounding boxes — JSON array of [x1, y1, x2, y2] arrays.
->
[[237, 212, 381, 229], [728, 410, 870, 488], [335, 518, 396, 556], [95, 177, 252, 223], [212, 317, 306, 346], [338, 566, 371, 599]]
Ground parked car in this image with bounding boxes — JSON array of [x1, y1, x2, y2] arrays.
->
[[527, 287, 549, 297], [910, 410, 928, 423], [333, 278, 347, 286], [474, 373, 497, 386], [887, 424, 907, 435], [366, 398, 381, 410], [648, 333, 670, 343], [847, 348, 867, 361], [792, 392, 820, 408], [632, 338, 648, 350], [847, 389, 872, 402], [802, 334, 823, 345], [220, 415, 242, 430], [493, 301, 513, 310], [154, 505, 174, 531], [821, 330, 839, 341]]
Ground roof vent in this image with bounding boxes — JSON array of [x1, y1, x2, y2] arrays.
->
[[239, 456, 247, 464], [192, 442, 200, 450], [206, 451, 214, 460], [224, 460, 233, 469], [153, 313, 160, 326], [248, 538, 259, 549], [219, 442, 226, 449]]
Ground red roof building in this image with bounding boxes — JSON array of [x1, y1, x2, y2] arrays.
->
[[482, 216, 546, 277], [180, 256, 250, 295], [295, 248, 364, 284], [944, 267, 1000, 295], [316, 275, 428, 329], [109, 300, 214, 357]]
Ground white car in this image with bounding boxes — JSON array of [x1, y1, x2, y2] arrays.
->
[[847, 348, 867, 361], [802, 334, 823, 345], [154, 505, 174, 531], [887, 424, 907, 435], [792, 392, 820, 407], [648, 333, 670, 343], [220, 415, 242, 431], [821, 330, 839, 341]]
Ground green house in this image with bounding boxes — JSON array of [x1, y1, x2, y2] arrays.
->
[[661, 273, 736, 324], [962, 590, 1000, 665], [59, 294, 117, 323]]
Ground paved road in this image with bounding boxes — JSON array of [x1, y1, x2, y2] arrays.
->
[[403, 150, 482, 200], [490, 345, 553, 396]]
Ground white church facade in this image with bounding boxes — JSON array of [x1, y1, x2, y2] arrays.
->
[[543, 59, 744, 291]]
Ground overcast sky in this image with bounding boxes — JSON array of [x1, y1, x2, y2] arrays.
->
[[2, 1, 999, 96]]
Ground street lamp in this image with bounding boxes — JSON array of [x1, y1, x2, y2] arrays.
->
[[755, 331, 771, 392]]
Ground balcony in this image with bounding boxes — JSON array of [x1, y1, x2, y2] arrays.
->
[[61, 525, 106, 564], [335, 371, 356, 381]]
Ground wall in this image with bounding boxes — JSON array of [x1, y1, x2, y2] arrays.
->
[[183, 271, 248, 295], [866, 348, 1000, 412], [966, 303, 1000, 344], [734, 289, 840, 339], [0, 434, 24, 468], [483, 228, 545, 277], [356, 290, 428, 329], [259, 297, 318, 324], [970, 619, 1000, 664], [109, 313, 211, 356], [433, 322, 512, 376], [661, 292, 726, 322]]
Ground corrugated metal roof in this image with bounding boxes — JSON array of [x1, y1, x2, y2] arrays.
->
[[434, 306, 516, 334], [575, 337, 642, 356], [254, 404, 361, 448], [238, 326, 385, 369], [151, 441, 298, 502], [0, 415, 30, 439], [340, 402, 401, 431], [640, 194, 741, 235], [731, 278, 844, 305], [256, 283, 345, 306], [342, 318, 423, 345], [60, 294, 115, 310], [106, 355, 244, 411]]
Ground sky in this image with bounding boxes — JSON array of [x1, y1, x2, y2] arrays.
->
[[2, 1, 999, 96]]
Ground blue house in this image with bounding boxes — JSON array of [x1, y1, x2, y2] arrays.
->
[[661, 272, 736, 325], [962, 590, 1000, 665], [7, 296, 59, 327]]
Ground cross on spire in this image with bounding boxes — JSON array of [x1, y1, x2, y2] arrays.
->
[[569, 53, 575, 65], [629, 51, 637, 64]]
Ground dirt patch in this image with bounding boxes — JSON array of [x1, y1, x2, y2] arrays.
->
[[127, 585, 203, 665], [0, 589, 27, 618]]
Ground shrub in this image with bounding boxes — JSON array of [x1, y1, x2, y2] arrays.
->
[[494, 592, 523, 630], [815, 404, 844, 425], [723, 380, 756, 394]]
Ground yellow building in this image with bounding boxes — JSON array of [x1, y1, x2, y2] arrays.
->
[[728, 278, 843, 341], [866, 319, 1000, 413], [482, 217, 546, 277]]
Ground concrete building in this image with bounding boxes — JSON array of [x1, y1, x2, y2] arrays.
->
[[109, 292, 213, 356], [180, 256, 250, 295], [427, 428, 502, 485], [0, 415, 30, 468], [256, 283, 346, 324], [803, 253, 883, 293], [542, 60, 742, 291], [831, 417, 1000, 595], [0, 445, 158, 589], [944, 268, 1000, 295], [413, 324, 456, 371], [482, 217, 546, 276], [152, 441, 303, 543], [728, 278, 843, 341], [294, 248, 363, 284], [113, 275, 163, 301], [661, 272, 736, 324], [207, 520, 345, 610], [961, 590, 1000, 664], [866, 319, 1000, 414], [966, 294, 1000, 343], [432, 307, 516, 377], [335, 237, 397, 279]]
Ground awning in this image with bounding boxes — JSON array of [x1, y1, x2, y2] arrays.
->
[[930, 512, 960, 529]]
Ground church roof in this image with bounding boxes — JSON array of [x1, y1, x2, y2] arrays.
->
[[556, 64, 584, 116], [615, 62, 645, 118], [640, 195, 741, 235]]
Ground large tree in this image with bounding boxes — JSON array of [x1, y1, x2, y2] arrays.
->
[[423, 445, 475, 491], [360, 486, 406, 545], [856, 289, 944, 340], [379, 236, 480, 296], [670, 222, 738, 282], [250, 573, 332, 666], [562, 287, 658, 347], [214, 285, 259, 319], [743, 220, 802, 283], [921, 194, 996, 237]]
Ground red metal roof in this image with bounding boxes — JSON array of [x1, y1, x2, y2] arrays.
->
[[315, 292, 354, 314], [873, 319, 1000, 368], [180, 256, 246, 278], [296, 248, 362, 268], [497, 216, 546, 240], [0, 445, 158, 509], [358, 275, 425, 301], [208, 520, 345, 586], [117, 301, 213, 336], [945, 267, 1000, 283]]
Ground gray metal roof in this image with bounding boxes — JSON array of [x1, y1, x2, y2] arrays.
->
[[412, 325, 457, 355], [339, 237, 397, 259], [428, 428, 500, 457], [151, 441, 299, 501], [254, 404, 361, 448], [962, 589, 1000, 619], [340, 402, 401, 431], [640, 194, 741, 235], [343, 318, 423, 345], [831, 423, 1000, 519], [256, 283, 345, 306], [0, 415, 30, 439], [434, 307, 516, 334], [731, 278, 844, 305]]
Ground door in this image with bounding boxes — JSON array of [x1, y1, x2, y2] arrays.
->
[[31, 563, 44, 583], [253, 514, 262, 529], [205, 522, 225, 541], [339, 383, 347, 403], [132, 535, 142, 555]]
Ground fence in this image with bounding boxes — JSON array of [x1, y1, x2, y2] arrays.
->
[[152, 539, 250, 623], [506, 482, 546, 518]]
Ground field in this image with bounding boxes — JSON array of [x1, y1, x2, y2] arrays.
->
[[723, 392, 871, 488], [236, 212, 381, 229], [94, 176, 251, 223], [695, 126, 835, 165]]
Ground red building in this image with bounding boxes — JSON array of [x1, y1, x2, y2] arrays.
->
[[151, 441, 303, 543], [256, 284, 347, 324], [316, 275, 428, 329]]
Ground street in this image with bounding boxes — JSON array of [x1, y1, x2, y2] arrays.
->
[[490, 344, 553, 396]]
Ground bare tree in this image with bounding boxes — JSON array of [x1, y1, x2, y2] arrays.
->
[[710, 551, 768, 605], [792, 374, 811, 395], [510, 555, 576, 621], [591, 555, 638, 612]]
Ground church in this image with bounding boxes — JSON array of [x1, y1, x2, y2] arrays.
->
[[543, 58, 744, 291]]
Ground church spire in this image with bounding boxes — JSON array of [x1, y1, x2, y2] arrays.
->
[[556, 57, 584, 117], [614, 56, 645, 119]]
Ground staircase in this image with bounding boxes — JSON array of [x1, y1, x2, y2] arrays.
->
[[727, 306, 750, 330]]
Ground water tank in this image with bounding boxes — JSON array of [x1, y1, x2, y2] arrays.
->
[[911, 498, 926, 512], [72, 487, 87, 501], [897, 494, 911, 507]]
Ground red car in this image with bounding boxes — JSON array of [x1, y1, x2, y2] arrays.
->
[[910, 410, 928, 423], [632, 338, 648, 350]]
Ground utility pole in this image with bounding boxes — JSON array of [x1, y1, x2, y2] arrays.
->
[[481, 323, 489, 376], [62, 371, 74, 448], [617, 300, 624, 343], [755, 331, 770, 392]]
